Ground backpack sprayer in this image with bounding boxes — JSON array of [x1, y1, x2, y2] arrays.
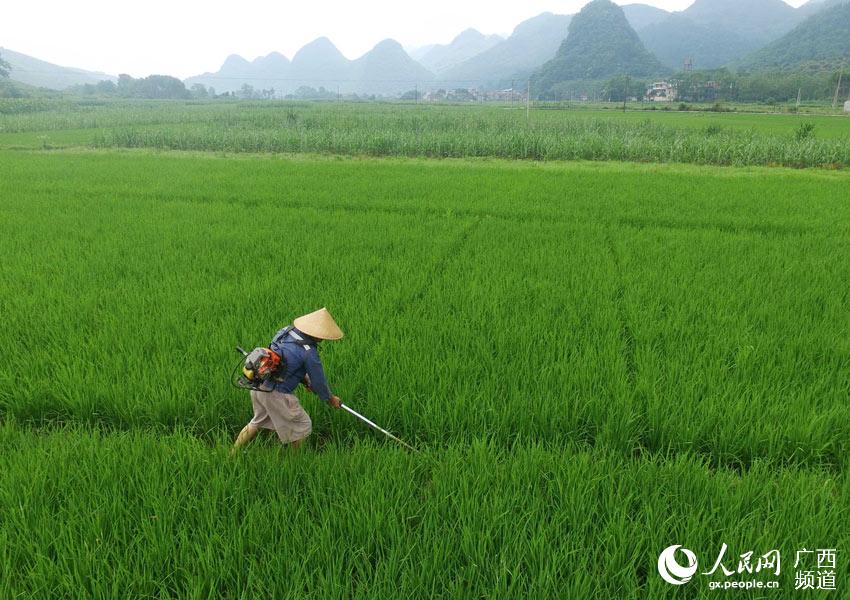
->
[[232, 344, 418, 452], [232, 345, 283, 391]]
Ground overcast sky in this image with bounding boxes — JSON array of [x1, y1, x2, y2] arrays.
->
[[2, 0, 810, 79]]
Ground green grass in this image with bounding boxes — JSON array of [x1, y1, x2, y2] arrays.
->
[[0, 127, 104, 148], [537, 105, 850, 138], [1, 100, 849, 166], [2, 150, 848, 468], [1, 423, 846, 599], [1, 144, 849, 596]]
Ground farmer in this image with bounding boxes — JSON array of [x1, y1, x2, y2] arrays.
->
[[232, 307, 343, 451]]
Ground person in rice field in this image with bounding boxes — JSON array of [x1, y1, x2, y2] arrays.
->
[[232, 307, 343, 452]]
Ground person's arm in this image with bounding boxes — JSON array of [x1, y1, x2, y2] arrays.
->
[[301, 373, 313, 393], [304, 348, 340, 408]]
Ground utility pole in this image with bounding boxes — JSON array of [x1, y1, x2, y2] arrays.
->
[[796, 87, 802, 109], [623, 75, 630, 113], [511, 79, 515, 106], [832, 66, 844, 110], [526, 80, 530, 124], [415, 83, 419, 104]]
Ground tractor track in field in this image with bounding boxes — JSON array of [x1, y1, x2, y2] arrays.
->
[[395, 217, 482, 314], [144, 189, 818, 239], [329, 216, 482, 410], [617, 216, 812, 237], [604, 230, 637, 390], [176, 191, 572, 229]]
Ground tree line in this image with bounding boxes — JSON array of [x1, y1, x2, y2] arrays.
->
[[598, 68, 850, 104]]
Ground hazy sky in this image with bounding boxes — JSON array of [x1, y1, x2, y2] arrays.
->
[[2, 0, 810, 79]]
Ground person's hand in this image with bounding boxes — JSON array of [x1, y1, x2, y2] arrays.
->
[[329, 395, 342, 409]]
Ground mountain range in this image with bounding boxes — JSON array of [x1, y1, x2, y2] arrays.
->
[[185, 0, 844, 94], [188, 4, 675, 92], [186, 37, 433, 94], [3, 0, 848, 95]]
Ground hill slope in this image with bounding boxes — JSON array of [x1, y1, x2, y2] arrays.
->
[[439, 13, 572, 86], [621, 3, 670, 29], [739, 1, 850, 70], [350, 39, 435, 94], [418, 29, 502, 76], [638, 15, 758, 70], [637, 0, 829, 72], [287, 37, 351, 89], [534, 0, 664, 95], [682, 0, 800, 43], [799, 0, 847, 16], [0, 47, 115, 90]]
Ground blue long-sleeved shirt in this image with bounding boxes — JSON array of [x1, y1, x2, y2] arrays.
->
[[267, 326, 333, 402]]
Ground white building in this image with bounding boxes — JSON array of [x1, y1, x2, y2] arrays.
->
[[845, 100, 850, 113], [646, 81, 677, 102]]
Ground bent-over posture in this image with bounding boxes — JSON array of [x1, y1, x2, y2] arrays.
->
[[233, 307, 343, 451]]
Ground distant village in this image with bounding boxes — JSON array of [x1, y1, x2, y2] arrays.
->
[[419, 82, 683, 103], [416, 79, 712, 104]]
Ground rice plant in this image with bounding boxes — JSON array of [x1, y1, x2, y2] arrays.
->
[[1, 150, 848, 468]]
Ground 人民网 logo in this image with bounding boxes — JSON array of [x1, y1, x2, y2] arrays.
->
[[658, 545, 699, 585]]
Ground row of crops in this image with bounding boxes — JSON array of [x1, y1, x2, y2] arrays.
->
[[2, 152, 848, 468], [1, 99, 849, 167], [1, 423, 845, 598]]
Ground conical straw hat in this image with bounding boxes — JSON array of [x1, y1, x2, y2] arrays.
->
[[293, 307, 344, 341]]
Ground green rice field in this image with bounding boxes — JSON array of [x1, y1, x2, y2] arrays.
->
[[1, 100, 849, 597]]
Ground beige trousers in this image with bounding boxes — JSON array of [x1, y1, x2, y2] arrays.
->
[[248, 389, 312, 443]]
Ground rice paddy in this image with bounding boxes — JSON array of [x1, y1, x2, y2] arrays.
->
[[1, 100, 848, 597]]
